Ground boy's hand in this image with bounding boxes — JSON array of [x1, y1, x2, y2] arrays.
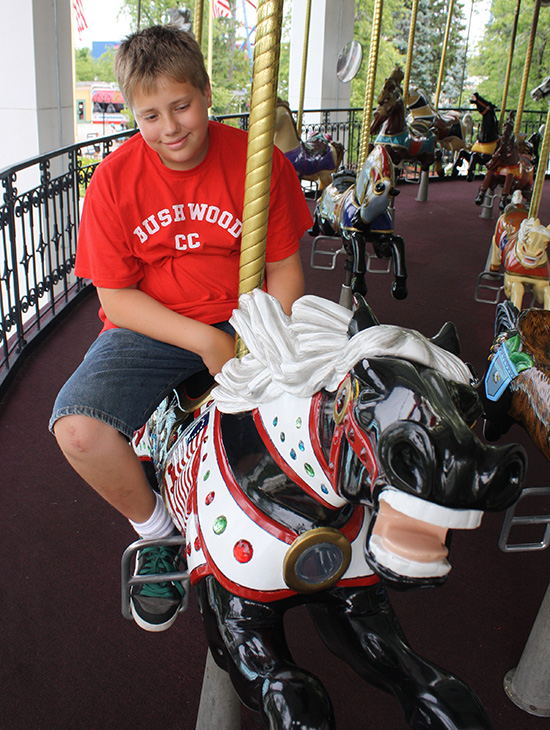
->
[[198, 326, 236, 375]]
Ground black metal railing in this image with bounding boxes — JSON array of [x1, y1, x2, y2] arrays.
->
[[1, 105, 547, 397], [0, 128, 137, 396]]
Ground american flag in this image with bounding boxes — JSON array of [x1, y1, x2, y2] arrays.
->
[[212, 0, 231, 19], [73, 0, 88, 39]]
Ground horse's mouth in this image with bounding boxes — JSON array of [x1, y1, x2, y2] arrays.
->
[[519, 251, 542, 268], [367, 488, 483, 580]]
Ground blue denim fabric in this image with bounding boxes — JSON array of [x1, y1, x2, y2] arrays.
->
[[49, 323, 234, 439]]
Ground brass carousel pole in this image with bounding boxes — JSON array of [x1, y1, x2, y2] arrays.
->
[[193, 0, 204, 46], [499, 0, 521, 131], [514, 0, 541, 136], [402, 0, 419, 107], [195, 2, 284, 723], [528, 104, 550, 219], [434, 0, 454, 112], [296, 0, 312, 134], [237, 0, 284, 358], [359, 0, 384, 168]]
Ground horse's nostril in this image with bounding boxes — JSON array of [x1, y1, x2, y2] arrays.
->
[[485, 447, 527, 510]]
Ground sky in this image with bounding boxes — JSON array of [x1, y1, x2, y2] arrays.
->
[[74, 0, 133, 48]]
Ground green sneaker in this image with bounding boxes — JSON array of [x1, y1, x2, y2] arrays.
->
[[130, 544, 186, 632]]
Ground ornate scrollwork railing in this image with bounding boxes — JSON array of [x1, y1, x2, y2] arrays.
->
[[0, 129, 137, 395]]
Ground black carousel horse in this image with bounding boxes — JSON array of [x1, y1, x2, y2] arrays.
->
[[131, 290, 526, 730], [451, 92, 499, 180]]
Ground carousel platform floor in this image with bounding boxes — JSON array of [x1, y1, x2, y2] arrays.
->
[[2, 177, 550, 730]]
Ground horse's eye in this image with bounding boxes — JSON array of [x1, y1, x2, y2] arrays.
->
[[374, 182, 386, 194], [452, 384, 483, 426]]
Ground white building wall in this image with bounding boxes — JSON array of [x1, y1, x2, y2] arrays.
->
[[288, 0, 355, 125], [0, 0, 75, 171]]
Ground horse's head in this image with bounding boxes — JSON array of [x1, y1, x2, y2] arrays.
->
[[330, 298, 526, 587], [483, 302, 550, 462], [355, 145, 399, 226], [371, 78, 404, 135], [514, 217, 550, 269], [531, 75, 550, 102], [470, 92, 495, 114]]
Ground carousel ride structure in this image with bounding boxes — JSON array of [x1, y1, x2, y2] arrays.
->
[[308, 143, 407, 304], [273, 97, 344, 190], [125, 289, 526, 730], [474, 111, 535, 212]]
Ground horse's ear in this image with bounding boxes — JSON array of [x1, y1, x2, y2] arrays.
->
[[430, 321, 461, 357], [348, 294, 380, 337], [494, 300, 519, 336]]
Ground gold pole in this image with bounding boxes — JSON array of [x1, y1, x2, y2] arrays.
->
[[359, 0, 383, 168], [296, 0, 312, 133], [528, 103, 550, 220], [403, 0, 419, 107], [193, 0, 204, 46], [514, 0, 541, 136], [434, 0, 454, 111], [237, 0, 283, 358], [499, 0, 521, 131]]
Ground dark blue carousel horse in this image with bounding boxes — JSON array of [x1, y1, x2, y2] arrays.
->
[[132, 290, 526, 730], [274, 98, 345, 190], [451, 92, 499, 180], [309, 144, 407, 300], [370, 73, 437, 174]]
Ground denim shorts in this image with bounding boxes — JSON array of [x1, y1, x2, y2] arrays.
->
[[49, 323, 234, 439]]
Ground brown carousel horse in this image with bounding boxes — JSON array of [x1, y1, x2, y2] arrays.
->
[[482, 301, 550, 460], [474, 111, 535, 211], [370, 69, 437, 173], [274, 98, 344, 189]]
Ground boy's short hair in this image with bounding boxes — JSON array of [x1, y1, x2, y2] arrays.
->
[[114, 25, 209, 107]]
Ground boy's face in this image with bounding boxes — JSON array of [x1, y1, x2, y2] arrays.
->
[[132, 76, 212, 171]]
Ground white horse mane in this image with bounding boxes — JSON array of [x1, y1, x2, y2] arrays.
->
[[518, 216, 550, 243], [212, 290, 472, 413]]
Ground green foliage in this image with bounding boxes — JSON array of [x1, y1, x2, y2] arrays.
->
[[74, 47, 117, 83], [468, 0, 550, 112], [350, 0, 468, 110]]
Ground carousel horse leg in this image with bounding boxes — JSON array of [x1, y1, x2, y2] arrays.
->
[[507, 280, 525, 311], [371, 234, 408, 300], [308, 583, 494, 730], [344, 233, 367, 298], [196, 577, 335, 730], [544, 285, 550, 310]]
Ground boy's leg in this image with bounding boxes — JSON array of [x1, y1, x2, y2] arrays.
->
[[50, 325, 233, 631]]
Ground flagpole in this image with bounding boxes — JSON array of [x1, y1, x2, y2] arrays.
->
[[208, 0, 214, 80]]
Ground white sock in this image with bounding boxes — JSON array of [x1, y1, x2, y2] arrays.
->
[[129, 491, 175, 539]]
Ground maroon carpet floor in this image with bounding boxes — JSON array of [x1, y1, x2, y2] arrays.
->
[[1, 178, 550, 729]]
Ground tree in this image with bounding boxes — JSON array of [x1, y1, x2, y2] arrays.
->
[[468, 0, 550, 112], [74, 47, 117, 83]]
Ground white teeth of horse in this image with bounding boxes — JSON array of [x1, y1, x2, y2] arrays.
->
[[380, 488, 483, 530], [369, 536, 451, 579]]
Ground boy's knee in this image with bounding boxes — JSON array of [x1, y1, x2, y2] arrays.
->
[[53, 414, 111, 458]]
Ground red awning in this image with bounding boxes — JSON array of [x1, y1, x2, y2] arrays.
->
[[91, 88, 124, 104]]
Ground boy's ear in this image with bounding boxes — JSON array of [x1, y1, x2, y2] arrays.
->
[[205, 79, 212, 108]]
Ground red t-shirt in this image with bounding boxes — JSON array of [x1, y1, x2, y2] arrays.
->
[[76, 121, 312, 330]]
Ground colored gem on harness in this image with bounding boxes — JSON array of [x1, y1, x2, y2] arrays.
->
[[234, 540, 253, 563], [205, 491, 215, 505], [213, 515, 227, 534]]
